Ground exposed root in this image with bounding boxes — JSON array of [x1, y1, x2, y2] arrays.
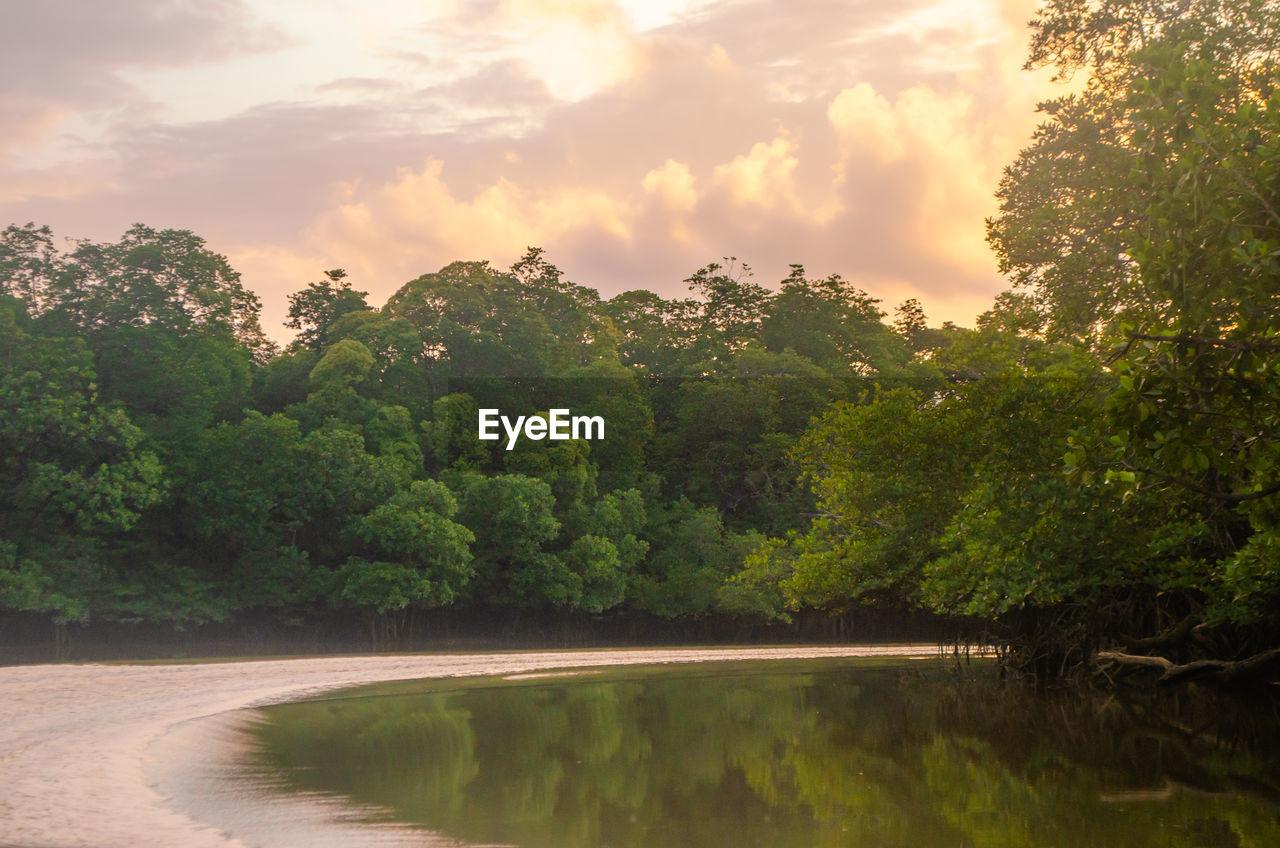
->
[[1096, 646, 1280, 686]]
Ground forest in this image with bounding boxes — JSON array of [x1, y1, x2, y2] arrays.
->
[[2, 0, 1279, 680]]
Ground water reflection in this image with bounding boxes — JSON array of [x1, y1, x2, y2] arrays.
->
[[251, 661, 1280, 847]]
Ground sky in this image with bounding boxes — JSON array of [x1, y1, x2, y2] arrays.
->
[[1, 0, 1061, 342]]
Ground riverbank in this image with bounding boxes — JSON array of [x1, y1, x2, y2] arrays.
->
[[0, 645, 935, 847], [0, 606, 960, 665]]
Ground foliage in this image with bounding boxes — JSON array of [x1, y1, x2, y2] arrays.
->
[[285, 268, 370, 351], [347, 480, 475, 608], [0, 297, 165, 623], [7, 0, 1279, 683]]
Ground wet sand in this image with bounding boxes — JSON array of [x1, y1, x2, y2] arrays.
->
[[0, 645, 933, 847]]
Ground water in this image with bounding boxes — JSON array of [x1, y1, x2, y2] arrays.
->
[[247, 658, 1280, 847]]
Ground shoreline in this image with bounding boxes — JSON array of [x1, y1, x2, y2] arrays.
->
[[0, 645, 935, 848]]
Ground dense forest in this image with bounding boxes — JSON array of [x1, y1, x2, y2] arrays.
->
[[2, 0, 1279, 679]]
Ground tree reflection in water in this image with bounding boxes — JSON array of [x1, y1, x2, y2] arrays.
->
[[250, 660, 1280, 847]]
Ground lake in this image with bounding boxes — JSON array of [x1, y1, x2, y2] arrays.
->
[[244, 658, 1280, 847]]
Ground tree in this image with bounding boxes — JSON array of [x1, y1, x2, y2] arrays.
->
[[285, 269, 371, 351], [299, 338, 377, 428], [1, 224, 267, 450], [632, 498, 760, 618], [761, 264, 904, 377], [45, 224, 271, 355], [656, 347, 838, 531], [563, 488, 649, 613], [385, 258, 609, 381], [340, 480, 475, 635], [0, 223, 57, 311], [508, 247, 608, 366], [456, 474, 567, 606], [546, 358, 654, 492], [984, 0, 1280, 673], [989, 0, 1280, 344], [684, 258, 771, 359], [0, 297, 165, 629], [602, 289, 699, 374], [422, 393, 492, 473], [756, 385, 981, 613], [1094, 51, 1280, 626]]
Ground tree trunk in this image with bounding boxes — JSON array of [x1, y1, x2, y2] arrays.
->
[[1097, 647, 1280, 686], [53, 622, 69, 660]]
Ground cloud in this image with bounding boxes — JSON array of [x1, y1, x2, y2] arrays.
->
[[826, 82, 996, 275], [712, 138, 800, 211], [315, 77, 403, 94], [294, 0, 1050, 313], [0, 0, 1061, 341], [309, 158, 633, 285], [827, 83, 905, 161], [0, 1, 284, 155], [662, 0, 961, 99], [1, 0, 281, 91], [408, 59, 557, 136], [419, 0, 648, 102]]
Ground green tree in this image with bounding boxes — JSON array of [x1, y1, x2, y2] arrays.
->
[[761, 264, 905, 377], [0, 223, 57, 310], [656, 348, 838, 531], [339, 480, 475, 637], [456, 474, 567, 606], [684, 258, 771, 357], [990, 0, 1280, 652], [44, 224, 271, 355], [285, 269, 370, 352], [422, 393, 491, 473], [602, 289, 699, 374], [631, 498, 760, 618], [0, 297, 165, 627], [764, 385, 980, 613]]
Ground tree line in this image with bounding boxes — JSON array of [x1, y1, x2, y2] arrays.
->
[[0, 227, 932, 643], [3, 0, 1278, 677]]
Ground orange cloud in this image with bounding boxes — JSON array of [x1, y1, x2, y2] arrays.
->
[[2, 0, 1066, 341], [712, 138, 799, 210], [484, 0, 647, 100], [642, 159, 698, 241], [307, 158, 633, 287]]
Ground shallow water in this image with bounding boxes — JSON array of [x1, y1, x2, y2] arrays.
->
[[248, 658, 1280, 847]]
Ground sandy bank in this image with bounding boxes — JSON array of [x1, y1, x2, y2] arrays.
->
[[0, 645, 933, 848]]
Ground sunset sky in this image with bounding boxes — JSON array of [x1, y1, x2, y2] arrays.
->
[[2, 0, 1060, 341]]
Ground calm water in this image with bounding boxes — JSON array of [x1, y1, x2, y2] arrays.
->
[[249, 659, 1280, 847]]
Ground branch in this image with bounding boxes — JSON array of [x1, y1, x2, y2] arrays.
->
[[1208, 139, 1280, 230], [799, 512, 893, 531], [1126, 333, 1280, 353], [1118, 614, 1199, 652], [1104, 334, 1141, 365], [1123, 462, 1280, 503], [1097, 647, 1280, 686], [1097, 650, 1174, 673]]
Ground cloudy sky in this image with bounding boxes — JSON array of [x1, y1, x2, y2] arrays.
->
[[1, 0, 1060, 341]]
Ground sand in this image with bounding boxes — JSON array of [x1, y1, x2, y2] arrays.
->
[[0, 645, 933, 848]]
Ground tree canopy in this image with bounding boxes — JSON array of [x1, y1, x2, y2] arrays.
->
[[3, 0, 1278, 678]]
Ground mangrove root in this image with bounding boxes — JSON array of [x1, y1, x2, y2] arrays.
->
[[1096, 647, 1280, 686]]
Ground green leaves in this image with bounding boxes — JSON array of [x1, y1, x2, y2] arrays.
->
[[0, 298, 166, 623], [285, 269, 370, 352], [351, 480, 475, 608], [978, 0, 1280, 639]]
